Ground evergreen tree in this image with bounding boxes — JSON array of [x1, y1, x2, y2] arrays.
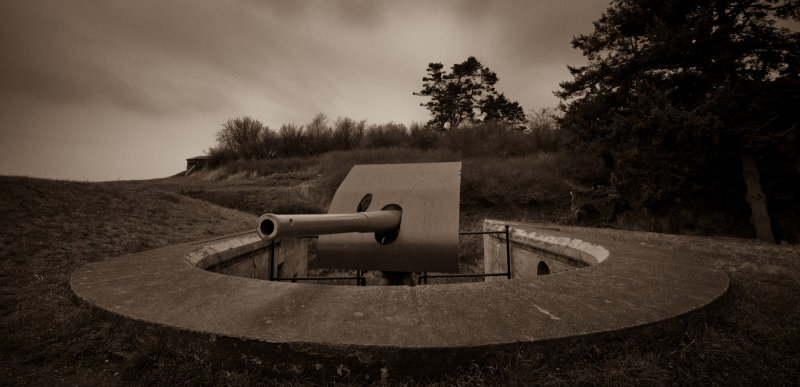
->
[[416, 56, 526, 131], [558, 0, 800, 242]]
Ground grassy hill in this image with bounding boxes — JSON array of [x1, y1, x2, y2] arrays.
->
[[174, 147, 764, 240], [163, 148, 613, 230], [0, 176, 255, 385], [1, 173, 798, 384]]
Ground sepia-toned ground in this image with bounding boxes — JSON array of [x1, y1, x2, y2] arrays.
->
[[1, 174, 798, 385]]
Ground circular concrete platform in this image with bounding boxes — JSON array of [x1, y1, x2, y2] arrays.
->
[[70, 222, 729, 376]]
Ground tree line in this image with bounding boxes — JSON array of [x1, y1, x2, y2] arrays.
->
[[209, 109, 562, 166], [210, 55, 539, 165]]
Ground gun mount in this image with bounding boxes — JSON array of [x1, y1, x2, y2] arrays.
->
[[257, 210, 402, 241], [256, 162, 462, 273]]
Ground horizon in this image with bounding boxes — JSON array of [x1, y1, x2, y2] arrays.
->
[[0, 0, 610, 181]]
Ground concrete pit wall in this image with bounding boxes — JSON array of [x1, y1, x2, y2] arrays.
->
[[483, 219, 609, 281], [71, 223, 730, 379], [187, 220, 608, 283], [185, 233, 307, 280]]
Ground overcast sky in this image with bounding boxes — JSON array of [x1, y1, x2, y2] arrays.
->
[[1, 0, 610, 181]]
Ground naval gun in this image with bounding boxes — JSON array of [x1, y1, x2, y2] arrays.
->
[[257, 210, 402, 242], [256, 162, 462, 274]]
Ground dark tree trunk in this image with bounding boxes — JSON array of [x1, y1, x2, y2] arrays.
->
[[741, 154, 775, 243]]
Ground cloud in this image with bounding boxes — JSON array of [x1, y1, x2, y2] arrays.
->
[[0, 0, 612, 180], [1, 0, 609, 119], [0, 1, 278, 115]]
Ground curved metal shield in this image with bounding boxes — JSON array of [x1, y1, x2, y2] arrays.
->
[[317, 162, 462, 273]]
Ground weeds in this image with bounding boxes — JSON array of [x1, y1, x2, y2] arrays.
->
[[221, 156, 318, 177]]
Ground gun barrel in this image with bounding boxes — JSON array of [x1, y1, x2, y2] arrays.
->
[[257, 210, 401, 241]]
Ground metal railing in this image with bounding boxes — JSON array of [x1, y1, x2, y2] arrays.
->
[[269, 224, 511, 286], [417, 224, 511, 284]]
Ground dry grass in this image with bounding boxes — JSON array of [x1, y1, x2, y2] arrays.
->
[[0, 176, 255, 385], [181, 148, 607, 228]]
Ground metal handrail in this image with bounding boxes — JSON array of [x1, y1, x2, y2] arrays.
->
[[418, 225, 512, 284], [270, 224, 512, 286]]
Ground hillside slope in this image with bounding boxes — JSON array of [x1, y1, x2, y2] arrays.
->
[[0, 176, 255, 385]]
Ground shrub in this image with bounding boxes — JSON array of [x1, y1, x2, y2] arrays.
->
[[362, 122, 411, 148], [207, 146, 236, 169], [304, 113, 333, 155], [444, 122, 536, 157], [332, 117, 366, 151], [408, 122, 441, 150], [460, 152, 608, 218], [215, 117, 267, 160], [257, 129, 278, 159], [278, 123, 305, 157], [526, 125, 569, 153]]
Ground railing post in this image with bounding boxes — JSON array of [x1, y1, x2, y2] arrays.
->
[[269, 241, 275, 281], [505, 225, 512, 279]]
